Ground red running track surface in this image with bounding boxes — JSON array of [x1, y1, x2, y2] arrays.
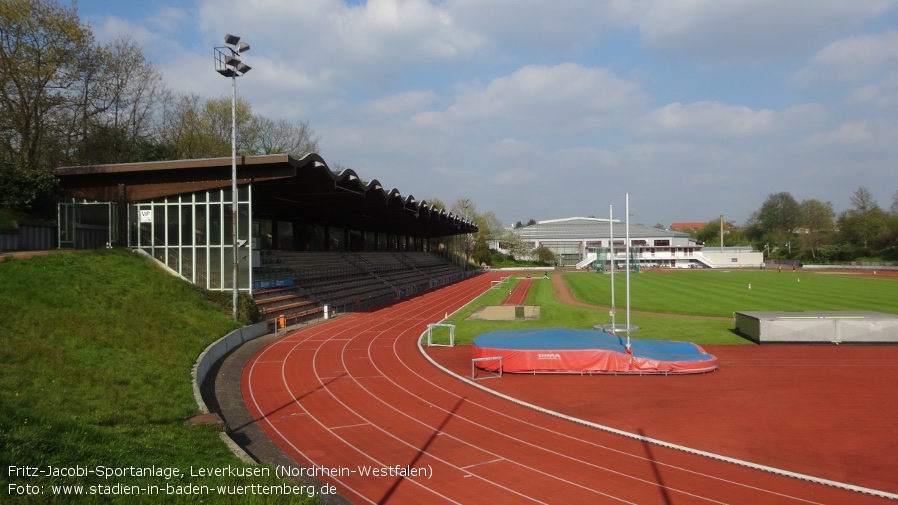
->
[[243, 271, 897, 504], [502, 276, 532, 306]]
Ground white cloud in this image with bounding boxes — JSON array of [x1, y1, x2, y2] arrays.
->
[[793, 30, 898, 86], [442, 63, 647, 138], [491, 167, 541, 186], [624, 0, 894, 64], [357, 90, 438, 120], [804, 119, 897, 150], [637, 102, 828, 139], [196, 0, 486, 94]]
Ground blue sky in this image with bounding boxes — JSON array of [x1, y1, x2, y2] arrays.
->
[[73, 0, 898, 228]]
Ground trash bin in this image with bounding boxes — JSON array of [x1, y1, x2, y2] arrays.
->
[[324, 305, 330, 320]]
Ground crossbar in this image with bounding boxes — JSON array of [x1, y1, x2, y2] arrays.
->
[[472, 356, 503, 380]]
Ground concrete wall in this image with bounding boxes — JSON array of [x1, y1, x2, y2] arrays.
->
[[700, 250, 764, 269], [191, 321, 269, 413]]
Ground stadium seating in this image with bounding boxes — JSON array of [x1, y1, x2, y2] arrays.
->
[[253, 251, 468, 330]]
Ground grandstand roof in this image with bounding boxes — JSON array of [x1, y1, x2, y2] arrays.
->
[[515, 217, 691, 242], [56, 154, 476, 238]]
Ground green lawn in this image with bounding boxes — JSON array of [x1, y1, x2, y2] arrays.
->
[[443, 269, 897, 346], [0, 250, 319, 504], [564, 269, 898, 316]]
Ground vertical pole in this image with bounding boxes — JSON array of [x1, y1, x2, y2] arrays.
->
[[609, 204, 615, 332], [720, 214, 724, 253], [231, 75, 239, 321], [625, 192, 631, 352]]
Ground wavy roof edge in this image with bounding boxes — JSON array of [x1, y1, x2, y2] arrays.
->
[[56, 153, 475, 229]]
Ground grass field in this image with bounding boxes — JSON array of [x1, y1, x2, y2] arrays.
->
[[565, 269, 898, 317], [0, 250, 318, 504], [443, 269, 897, 346]]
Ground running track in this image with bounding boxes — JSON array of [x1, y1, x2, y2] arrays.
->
[[243, 272, 895, 504], [502, 275, 532, 306]]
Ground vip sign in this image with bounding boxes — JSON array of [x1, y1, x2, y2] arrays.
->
[[139, 209, 152, 223]]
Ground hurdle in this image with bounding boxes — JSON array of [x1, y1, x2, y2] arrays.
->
[[426, 323, 455, 347], [472, 356, 503, 380], [490, 276, 511, 289]]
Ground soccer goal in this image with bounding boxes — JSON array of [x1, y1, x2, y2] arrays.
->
[[427, 323, 455, 347], [471, 356, 503, 380]]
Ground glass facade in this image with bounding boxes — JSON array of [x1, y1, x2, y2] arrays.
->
[[540, 241, 583, 267], [129, 185, 252, 292]]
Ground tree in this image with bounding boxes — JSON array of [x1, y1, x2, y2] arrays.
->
[[449, 198, 473, 221], [0, 160, 57, 213], [847, 186, 881, 249], [159, 94, 320, 160], [499, 228, 531, 259], [70, 36, 172, 165], [0, 0, 93, 211], [891, 185, 898, 215], [837, 207, 889, 254], [0, 0, 93, 168], [253, 117, 320, 157], [694, 220, 719, 245], [424, 198, 445, 211], [756, 192, 801, 235], [472, 233, 491, 266], [533, 245, 556, 265], [476, 210, 505, 243], [797, 199, 835, 260]]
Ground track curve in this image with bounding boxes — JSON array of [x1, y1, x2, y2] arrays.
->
[[243, 272, 895, 504]]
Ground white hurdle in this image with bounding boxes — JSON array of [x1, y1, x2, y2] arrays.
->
[[471, 356, 503, 380], [426, 323, 455, 347]]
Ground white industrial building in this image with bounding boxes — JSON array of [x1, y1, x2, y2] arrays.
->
[[503, 217, 762, 269]]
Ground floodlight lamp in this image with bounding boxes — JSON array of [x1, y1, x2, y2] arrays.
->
[[225, 55, 242, 67], [216, 68, 237, 78], [237, 41, 250, 53], [224, 34, 240, 45], [235, 62, 251, 74]]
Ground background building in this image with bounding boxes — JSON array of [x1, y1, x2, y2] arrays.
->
[[507, 217, 761, 269]]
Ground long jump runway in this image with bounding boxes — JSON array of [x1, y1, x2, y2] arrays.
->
[[243, 272, 895, 504]]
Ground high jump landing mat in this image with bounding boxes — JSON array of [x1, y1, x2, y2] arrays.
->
[[472, 328, 718, 375]]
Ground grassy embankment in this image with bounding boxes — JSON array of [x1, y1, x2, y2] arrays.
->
[[442, 269, 897, 345], [0, 249, 319, 504]]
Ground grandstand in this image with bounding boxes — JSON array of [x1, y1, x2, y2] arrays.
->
[[53, 154, 478, 328], [254, 251, 468, 325]]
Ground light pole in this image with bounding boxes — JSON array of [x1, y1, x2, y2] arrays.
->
[[215, 34, 251, 320]]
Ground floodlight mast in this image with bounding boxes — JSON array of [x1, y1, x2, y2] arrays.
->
[[214, 34, 252, 321]]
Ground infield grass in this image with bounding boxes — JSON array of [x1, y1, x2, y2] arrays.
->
[[443, 269, 897, 346], [565, 269, 897, 317]]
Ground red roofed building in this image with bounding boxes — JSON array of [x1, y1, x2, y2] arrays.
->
[[670, 222, 712, 232]]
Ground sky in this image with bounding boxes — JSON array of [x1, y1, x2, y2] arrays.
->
[[72, 0, 898, 228]]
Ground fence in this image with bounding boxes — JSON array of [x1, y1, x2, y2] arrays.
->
[[0, 222, 57, 252]]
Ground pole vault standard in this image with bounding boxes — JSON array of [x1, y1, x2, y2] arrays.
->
[[609, 204, 615, 332], [625, 192, 632, 357]]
